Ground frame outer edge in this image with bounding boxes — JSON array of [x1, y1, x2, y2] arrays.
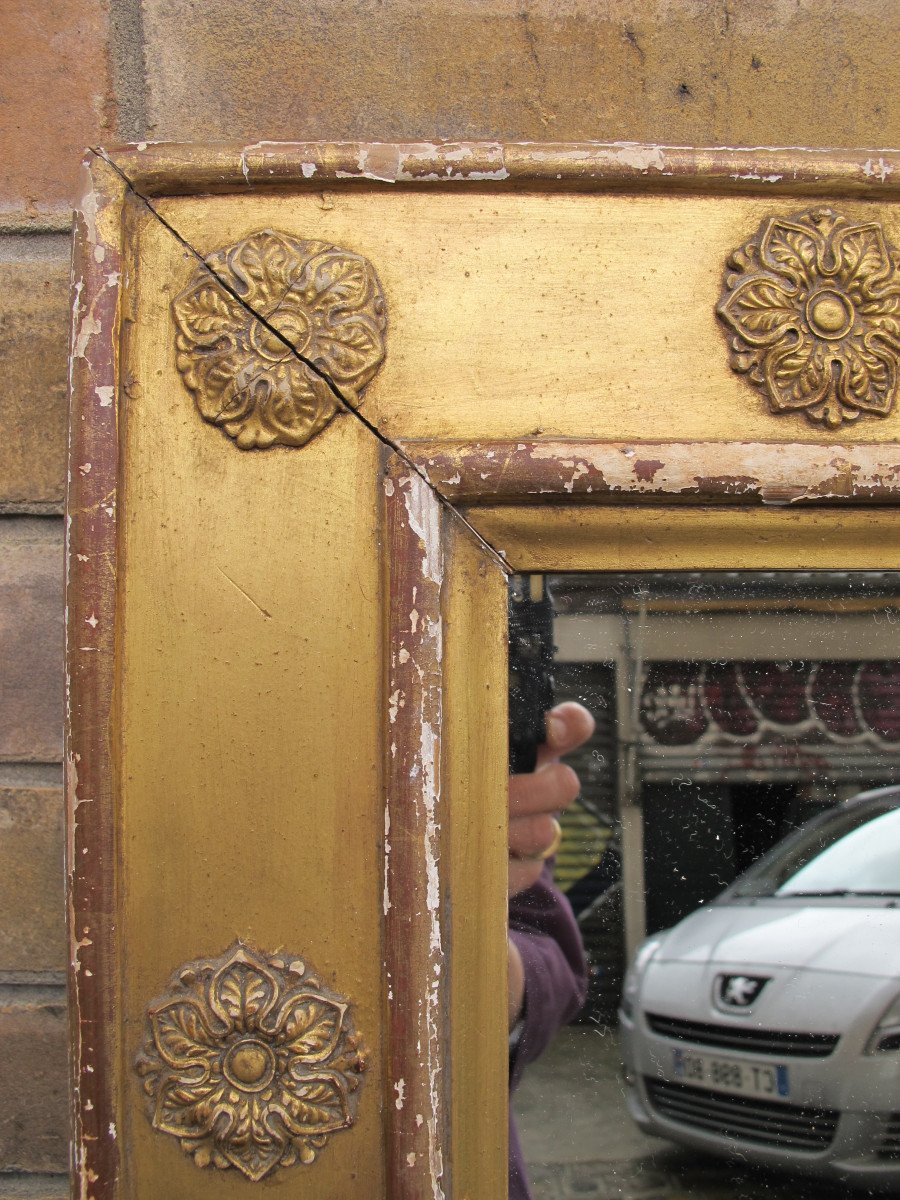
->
[[101, 141, 900, 198], [383, 461, 451, 1200], [64, 141, 900, 1200], [66, 152, 124, 1200]]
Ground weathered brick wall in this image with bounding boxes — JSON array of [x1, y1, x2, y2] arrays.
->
[[2, 2, 899, 1194], [2, 2, 116, 1194]]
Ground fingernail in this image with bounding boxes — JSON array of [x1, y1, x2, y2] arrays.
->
[[547, 714, 566, 745]]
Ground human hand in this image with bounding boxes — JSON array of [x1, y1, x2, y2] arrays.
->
[[507, 701, 594, 1028], [508, 701, 595, 897]]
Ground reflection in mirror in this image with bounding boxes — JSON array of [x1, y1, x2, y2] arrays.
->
[[509, 571, 900, 1200]]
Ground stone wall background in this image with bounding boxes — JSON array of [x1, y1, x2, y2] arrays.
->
[[1, 2, 899, 1194]]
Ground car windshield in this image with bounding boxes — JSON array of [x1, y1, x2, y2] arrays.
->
[[726, 799, 900, 900]]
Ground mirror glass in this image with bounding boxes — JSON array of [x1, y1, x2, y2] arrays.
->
[[510, 570, 900, 1200]]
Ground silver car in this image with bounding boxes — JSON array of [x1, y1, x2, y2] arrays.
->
[[620, 785, 900, 1188]]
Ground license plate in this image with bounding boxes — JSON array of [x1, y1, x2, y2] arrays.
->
[[672, 1048, 790, 1100]]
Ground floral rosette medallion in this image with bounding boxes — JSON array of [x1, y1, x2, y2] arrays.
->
[[172, 230, 387, 448], [135, 942, 368, 1180], [717, 207, 900, 428]]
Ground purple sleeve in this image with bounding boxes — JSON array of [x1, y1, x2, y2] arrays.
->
[[508, 864, 588, 1092], [507, 865, 588, 1200]]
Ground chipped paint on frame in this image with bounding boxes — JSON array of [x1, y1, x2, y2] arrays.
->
[[96, 141, 900, 200], [66, 151, 125, 1200], [383, 460, 448, 1200], [408, 440, 900, 508]]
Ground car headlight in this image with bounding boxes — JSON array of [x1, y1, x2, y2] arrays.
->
[[620, 937, 663, 1020], [866, 994, 900, 1053]]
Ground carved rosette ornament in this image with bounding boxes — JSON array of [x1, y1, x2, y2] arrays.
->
[[172, 231, 387, 448], [135, 942, 368, 1181], [717, 208, 900, 428]]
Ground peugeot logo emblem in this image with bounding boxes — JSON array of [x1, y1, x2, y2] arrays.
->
[[717, 974, 769, 1009]]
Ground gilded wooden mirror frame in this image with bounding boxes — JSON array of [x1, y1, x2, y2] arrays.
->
[[67, 142, 900, 1199]]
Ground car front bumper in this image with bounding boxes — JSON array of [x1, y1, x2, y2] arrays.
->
[[620, 1008, 900, 1189]]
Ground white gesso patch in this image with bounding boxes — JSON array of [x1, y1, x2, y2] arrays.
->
[[383, 806, 391, 914], [604, 142, 667, 173], [401, 475, 443, 585], [863, 157, 893, 182]]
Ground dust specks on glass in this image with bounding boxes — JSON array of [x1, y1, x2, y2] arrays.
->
[[512, 570, 900, 1200]]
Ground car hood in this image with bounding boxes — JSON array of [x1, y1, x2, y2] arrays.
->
[[656, 901, 900, 978]]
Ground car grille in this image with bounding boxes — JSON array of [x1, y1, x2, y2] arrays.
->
[[646, 1013, 839, 1058], [879, 1114, 900, 1158], [645, 1077, 838, 1151]]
